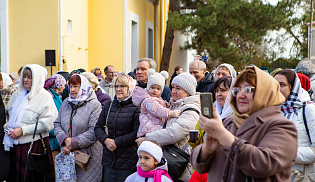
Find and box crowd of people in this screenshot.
[0,57,315,182]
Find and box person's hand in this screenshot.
[104,138,117,151]
[198,134,221,162]
[64,137,72,150]
[62,146,71,155]
[194,55,202,61]
[199,108,224,139]
[170,110,181,118]
[199,108,235,147]
[8,128,23,140]
[135,137,145,146]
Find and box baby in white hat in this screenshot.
[125,141,173,182]
[133,69,181,138]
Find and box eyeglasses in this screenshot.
[231,86,255,97]
[114,85,127,89]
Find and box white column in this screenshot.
[1,0,9,73]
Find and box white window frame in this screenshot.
[145,21,154,59]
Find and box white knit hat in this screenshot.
[147,69,169,90]
[137,141,163,163]
[171,72,197,96]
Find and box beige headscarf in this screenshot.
[230,66,285,128]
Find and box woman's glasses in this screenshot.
[114,85,127,89]
[232,86,255,97]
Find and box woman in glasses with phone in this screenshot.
[94,74,140,182]
[191,66,298,181]
[274,69,315,181]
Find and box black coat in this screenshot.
[94,97,140,171]
[0,94,9,181]
[196,71,216,101]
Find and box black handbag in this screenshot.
[25,122,52,174]
[162,144,190,180]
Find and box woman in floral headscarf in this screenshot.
[95,74,140,182]
[54,74,103,181]
[44,74,67,166]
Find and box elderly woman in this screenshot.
[0,72,17,106]
[214,63,237,80]
[4,64,58,182]
[44,74,67,162]
[94,74,140,182]
[136,72,201,182]
[274,69,315,181]
[54,74,103,181]
[191,66,298,181]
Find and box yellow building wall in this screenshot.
[62,0,89,72]
[88,0,124,73]
[9,0,58,75]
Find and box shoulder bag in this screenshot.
[104,100,113,135]
[69,105,91,171]
[25,122,53,180]
[162,107,200,180]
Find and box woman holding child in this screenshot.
[136,72,201,182]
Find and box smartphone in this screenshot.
[200,92,213,118]
[201,56,207,62]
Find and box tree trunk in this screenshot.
[160,0,176,71]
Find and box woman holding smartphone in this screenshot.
[191,66,298,181]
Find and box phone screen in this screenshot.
[200,92,213,118]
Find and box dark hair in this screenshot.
[213,76,232,91]
[18,66,23,75]
[104,65,114,73]
[0,73,2,81]
[234,68,256,87]
[174,66,182,72]
[274,69,295,90]
[68,75,81,86]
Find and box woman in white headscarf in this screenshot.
[0,72,17,106]
[54,74,103,182]
[4,64,58,182]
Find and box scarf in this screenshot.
[44,74,66,89]
[68,74,93,105]
[213,77,235,120]
[137,166,173,182]
[0,72,13,88]
[281,73,312,123]
[3,88,29,151]
[117,74,136,102]
[231,66,285,128]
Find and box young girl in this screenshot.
[133,69,181,137]
[125,141,173,182]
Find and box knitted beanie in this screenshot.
[137,141,163,163]
[171,72,197,96]
[81,72,99,89]
[147,69,169,90]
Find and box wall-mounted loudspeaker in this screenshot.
[45,50,56,66]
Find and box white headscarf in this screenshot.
[213,77,235,120]
[68,74,93,105]
[3,88,29,151]
[215,63,237,79]
[1,72,13,88]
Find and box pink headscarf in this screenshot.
[44,74,66,89]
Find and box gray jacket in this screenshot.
[54,92,102,182]
[99,79,115,100]
[145,94,200,182]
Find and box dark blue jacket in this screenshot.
[196,72,216,101]
[94,97,140,170]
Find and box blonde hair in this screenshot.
[114,75,129,86]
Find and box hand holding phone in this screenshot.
[200,92,213,118]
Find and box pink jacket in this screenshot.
[132,86,170,137]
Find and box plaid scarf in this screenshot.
[281,73,312,122]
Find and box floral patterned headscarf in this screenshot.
[117,74,136,101]
[68,74,93,104]
[44,74,66,89]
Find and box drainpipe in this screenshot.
[124,0,127,73]
[59,0,63,71]
[155,0,160,68]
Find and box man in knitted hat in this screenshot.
[296,59,315,100]
[136,58,172,102]
[99,65,116,99]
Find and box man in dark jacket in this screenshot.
[189,60,215,94]
[0,94,9,181]
[136,58,172,102]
